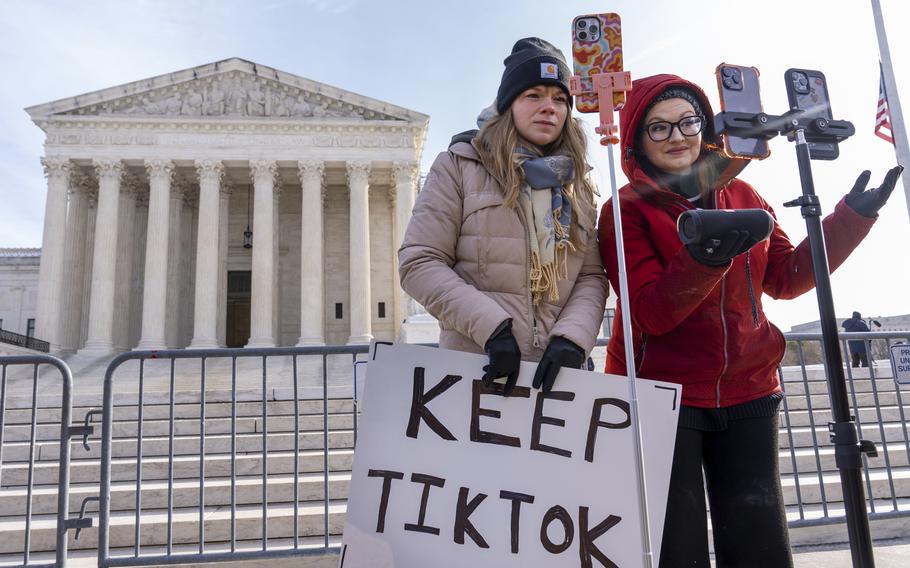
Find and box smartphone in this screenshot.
[572,13,624,113]
[715,63,771,159]
[784,68,839,160]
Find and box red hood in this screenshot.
[619,73,749,201]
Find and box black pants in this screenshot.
[658,414,793,568]
[851,351,869,368]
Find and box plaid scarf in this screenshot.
[515,150,575,305]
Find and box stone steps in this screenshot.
[0,500,348,553]
[0,413,355,442]
[0,448,355,486]
[1,398,355,424]
[779,441,910,474]
[0,429,356,462]
[782,405,910,427]
[0,472,352,516]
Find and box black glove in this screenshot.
[677,208,775,267]
[532,336,585,394]
[482,323,521,396]
[686,231,750,266]
[844,165,904,217]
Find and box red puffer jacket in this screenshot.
[598,74,876,408]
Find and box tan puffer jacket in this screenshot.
[399,140,609,361]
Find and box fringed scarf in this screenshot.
[515,150,576,305]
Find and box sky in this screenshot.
[1,0,908,331]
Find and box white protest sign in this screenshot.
[340,343,680,568]
[890,343,910,385]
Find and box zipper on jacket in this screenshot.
[517,202,540,350]
[716,276,730,408]
[745,251,760,327]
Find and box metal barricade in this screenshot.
[0,354,90,568]
[97,345,368,568]
[88,333,909,567]
[775,331,910,530]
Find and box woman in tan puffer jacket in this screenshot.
[398,37,609,395]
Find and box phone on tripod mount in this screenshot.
[715,63,771,160]
[571,12,624,113]
[784,68,839,160]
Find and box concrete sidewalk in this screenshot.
[790,537,909,567]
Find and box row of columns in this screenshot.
[36,156,419,355]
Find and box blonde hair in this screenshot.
[476,106,596,244]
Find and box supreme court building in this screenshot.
[24,58,429,356]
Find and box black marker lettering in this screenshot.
[584,398,631,463]
[539,505,574,554]
[530,390,575,458]
[500,490,535,554]
[406,367,461,440]
[367,469,404,533]
[453,487,489,548]
[403,473,446,535]
[578,507,621,568]
[470,379,530,447]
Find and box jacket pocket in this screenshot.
[463,193,505,279]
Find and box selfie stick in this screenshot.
[716,110,877,568]
[571,70,655,568]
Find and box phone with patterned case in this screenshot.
[571,13,624,113]
[784,68,839,160]
[715,63,771,159]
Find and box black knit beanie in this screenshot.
[496,37,572,114]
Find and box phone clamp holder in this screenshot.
[570,71,632,145]
[714,109,856,149]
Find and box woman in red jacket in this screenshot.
[599,74,902,567]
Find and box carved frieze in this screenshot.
[60,71,402,121]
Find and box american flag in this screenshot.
[875,64,895,144]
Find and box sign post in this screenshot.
[340,343,680,568]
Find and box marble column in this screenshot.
[347,161,372,344]
[136,160,174,350]
[392,161,419,333]
[35,157,71,350]
[189,160,224,348]
[247,160,278,348]
[165,178,188,348]
[297,159,326,345]
[60,169,91,353]
[113,175,140,351]
[80,158,123,355]
[216,181,231,347]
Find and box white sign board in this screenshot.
[340,343,681,568]
[890,343,910,385]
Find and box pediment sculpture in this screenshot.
[63,72,400,121]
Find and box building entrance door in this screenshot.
[226,271,251,348]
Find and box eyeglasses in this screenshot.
[642,115,705,142]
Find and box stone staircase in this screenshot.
[0,362,908,566]
[0,395,354,566]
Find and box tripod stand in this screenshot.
[717,110,879,567]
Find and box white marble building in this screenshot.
[22,58,428,356]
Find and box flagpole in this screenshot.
[871,0,910,222]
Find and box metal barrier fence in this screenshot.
[777,331,910,529]
[0,354,91,568]
[97,345,368,568]
[2,332,908,567]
